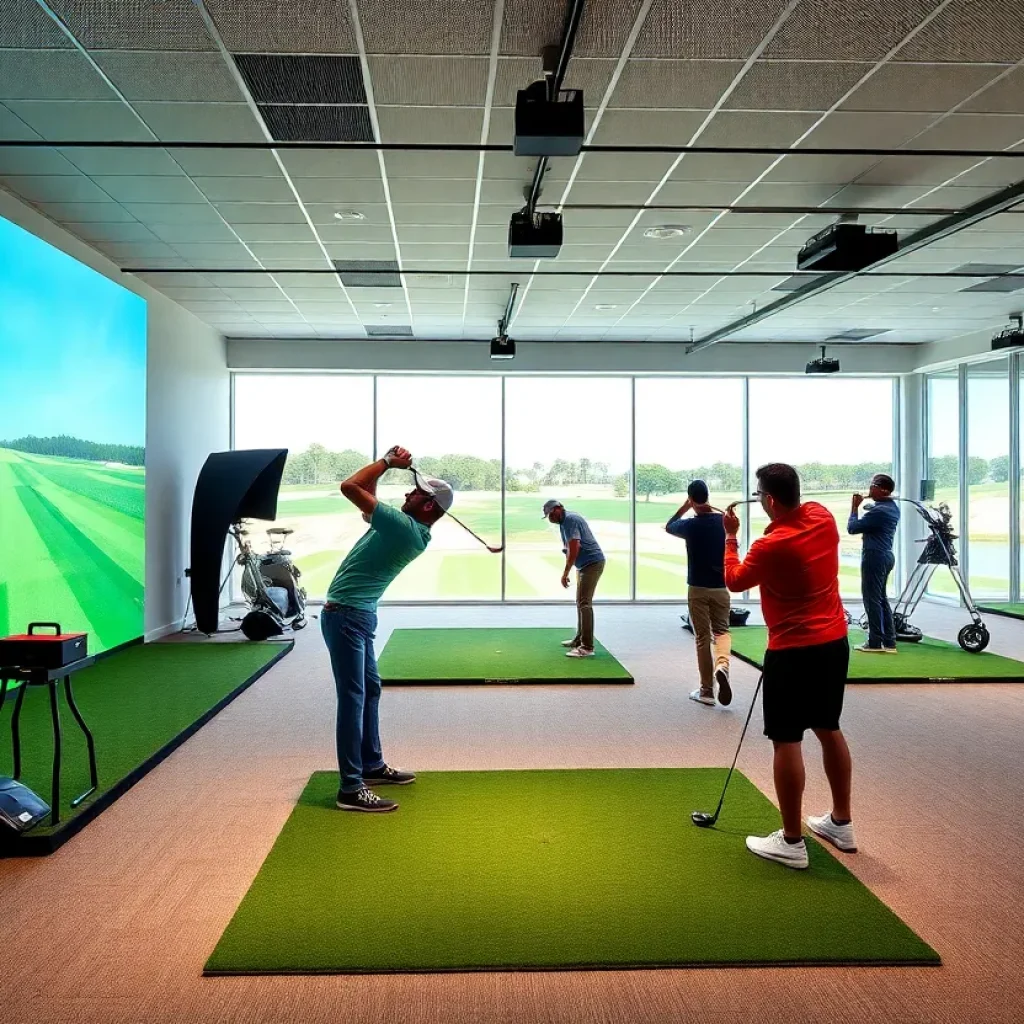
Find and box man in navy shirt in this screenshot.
[849,473,900,654]
[543,499,606,658]
[666,480,732,707]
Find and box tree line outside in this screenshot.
[0,434,145,466]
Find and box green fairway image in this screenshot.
[1,211,147,653]
[0,449,145,649]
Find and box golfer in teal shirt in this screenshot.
[321,447,453,813]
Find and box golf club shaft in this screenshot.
[405,460,503,553]
[711,672,764,822]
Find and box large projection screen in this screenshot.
[0,214,147,653]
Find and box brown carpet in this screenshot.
[1,602,1022,1023]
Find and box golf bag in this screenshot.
[231,523,307,639]
[858,499,989,653]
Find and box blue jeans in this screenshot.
[861,553,896,649]
[320,605,385,793]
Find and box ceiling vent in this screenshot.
[365,325,413,337]
[233,55,367,104]
[334,260,402,288]
[827,328,892,341]
[260,104,374,142]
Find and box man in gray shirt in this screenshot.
[543,499,605,658]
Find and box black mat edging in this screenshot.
[383,675,633,687]
[204,953,939,977]
[978,605,1024,621]
[0,640,294,858]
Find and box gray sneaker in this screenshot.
[689,688,715,707]
[336,786,398,812]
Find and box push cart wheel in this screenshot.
[957,623,990,653]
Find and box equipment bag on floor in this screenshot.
[729,608,750,627]
[0,777,50,833]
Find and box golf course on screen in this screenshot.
[0,213,147,652]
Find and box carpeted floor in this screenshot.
[206,768,937,974]
[378,628,634,684]
[727,626,1024,681]
[0,641,291,843]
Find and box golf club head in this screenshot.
[691,811,716,828]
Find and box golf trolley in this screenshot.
[863,498,989,653]
[229,521,307,637]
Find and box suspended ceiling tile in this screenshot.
[0,0,75,48]
[1,173,117,203]
[93,50,245,103]
[725,60,872,112]
[632,0,795,59]
[359,0,494,55]
[492,56,618,107]
[132,101,266,142]
[204,0,357,53]
[376,106,484,145]
[45,0,216,50]
[500,0,647,58]
[899,0,1024,63]
[370,56,490,106]
[0,50,114,101]
[4,100,153,140]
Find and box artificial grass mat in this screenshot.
[0,641,291,852]
[978,602,1024,621]
[727,626,1024,682]
[378,628,633,685]
[205,768,938,974]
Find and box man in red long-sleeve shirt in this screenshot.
[723,463,856,870]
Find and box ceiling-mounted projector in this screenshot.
[509,209,563,258]
[514,80,585,156]
[805,346,840,375]
[797,223,898,272]
[992,314,1024,351]
[490,335,516,360]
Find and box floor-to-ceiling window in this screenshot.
[748,378,896,598]
[966,359,1010,601]
[232,372,902,604]
[232,374,374,598]
[925,370,961,598]
[504,377,631,599]
[634,378,744,598]
[375,376,502,600]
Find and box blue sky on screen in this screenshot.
[0,215,147,445]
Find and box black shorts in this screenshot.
[762,637,850,743]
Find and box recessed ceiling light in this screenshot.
[595,303,619,310]
[644,224,692,239]
[374,302,393,308]
[333,210,365,221]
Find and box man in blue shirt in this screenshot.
[543,499,605,658]
[666,480,732,707]
[323,446,453,812]
[849,473,900,654]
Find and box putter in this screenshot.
[691,672,764,828]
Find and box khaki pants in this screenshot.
[688,586,731,693]
[572,561,605,649]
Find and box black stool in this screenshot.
[0,657,99,826]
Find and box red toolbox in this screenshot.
[0,623,88,670]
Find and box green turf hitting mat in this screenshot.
[377,628,633,685]
[205,768,938,974]
[979,602,1024,621]
[0,641,291,854]
[726,626,1024,683]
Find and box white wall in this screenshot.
[0,189,229,642]
[227,338,918,375]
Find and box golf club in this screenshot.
[691,672,764,828]
[407,461,504,554]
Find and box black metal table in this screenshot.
[0,657,99,826]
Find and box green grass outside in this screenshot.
[728,627,1024,680]
[0,448,144,650]
[0,642,289,835]
[377,628,632,684]
[205,768,938,974]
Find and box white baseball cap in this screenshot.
[412,468,454,511]
[541,499,563,518]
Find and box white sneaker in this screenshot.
[689,688,715,707]
[807,812,858,852]
[854,644,885,653]
[881,647,898,655]
[566,646,595,658]
[561,638,579,648]
[745,830,809,869]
